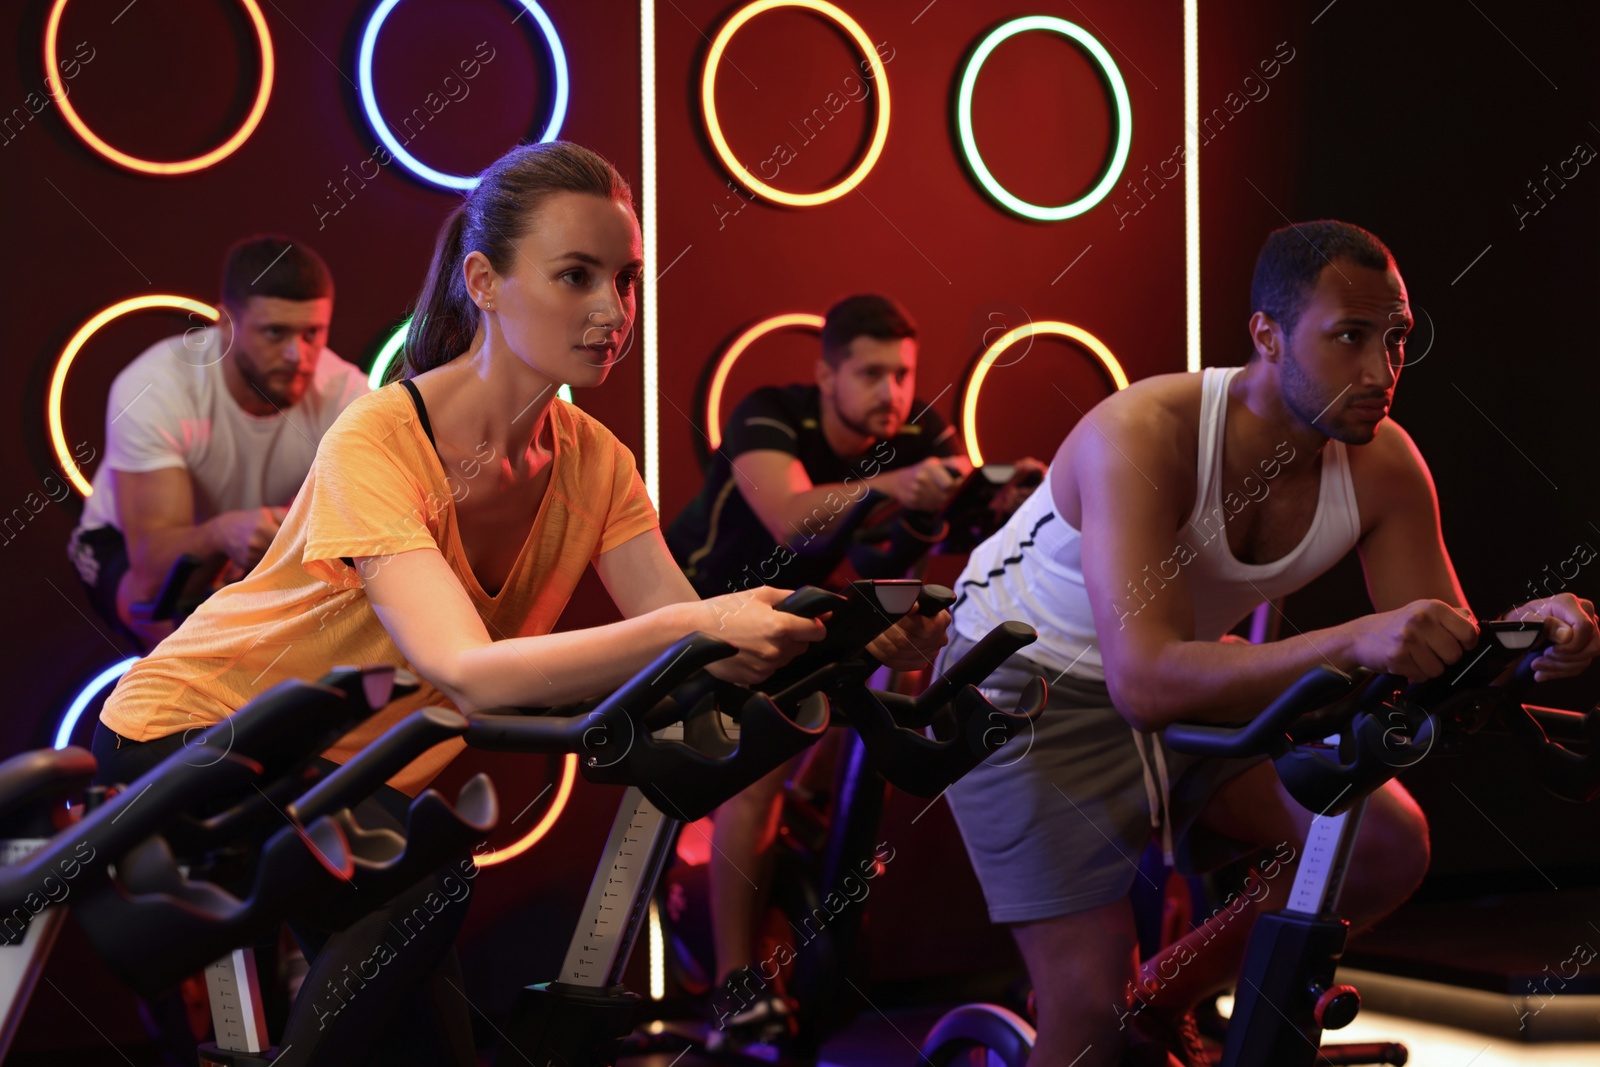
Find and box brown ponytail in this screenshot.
[388,141,634,385]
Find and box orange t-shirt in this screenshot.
[100,384,659,795]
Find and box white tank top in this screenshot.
[952,366,1363,681]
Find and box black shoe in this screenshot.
[706,966,795,1052]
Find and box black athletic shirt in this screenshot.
[666,384,959,597]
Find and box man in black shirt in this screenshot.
[669,295,965,596]
[665,294,967,1048]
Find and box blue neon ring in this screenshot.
[55,657,139,750]
[358,0,570,191]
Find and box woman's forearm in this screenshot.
[447,599,714,712]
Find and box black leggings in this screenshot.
[91,723,478,1066]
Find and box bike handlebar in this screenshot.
[910,620,1038,727]
[1164,667,1363,759]
[1504,703,1600,802]
[1163,622,1557,814]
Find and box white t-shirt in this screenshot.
[77,327,370,534]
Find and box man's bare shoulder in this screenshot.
[1347,417,1428,478]
[1077,372,1202,457]
[1346,417,1436,526]
[1055,372,1204,522]
[1113,371,1200,410]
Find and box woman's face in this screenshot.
[484,191,643,388]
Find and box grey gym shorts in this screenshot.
[940,630,1264,925]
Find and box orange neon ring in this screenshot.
[961,321,1129,467]
[473,753,578,867]
[45,0,274,175]
[51,296,219,497]
[701,1,890,207]
[706,313,825,449]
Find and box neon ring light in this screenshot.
[473,754,577,867]
[359,0,569,191]
[52,296,219,498]
[706,313,824,449]
[961,321,1128,467]
[702,1,891,207]
[956,16,1132,221]
[56,658,139,750]
[44,0,274,175]
[368,321,411,390]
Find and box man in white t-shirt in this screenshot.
[68,236,369,651]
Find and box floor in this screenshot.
[15,1001,1600,1065]
[611,1003,1600,1067]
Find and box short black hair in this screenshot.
[821,294,916,368]
[1249,220,1394,342]
[220,236,334,310]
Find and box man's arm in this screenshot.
[732,450,960,551]
[1353,422,1469,612]
[115,468,282,602]
[1357,423,1600,681]
[1077,405,1476,731]
[1077,405,1343,729]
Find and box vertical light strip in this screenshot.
[1183,0,1201,371]
[648,899,666,999]
[641,0,661,505]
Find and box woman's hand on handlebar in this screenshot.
[1506,593,1600,682]
[697,586,826,686]
[1341,599,1479,682]
[866,609,951,672]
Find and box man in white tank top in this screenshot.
[938,221,1599,1066]
[67,237,368,651]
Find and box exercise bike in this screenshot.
[646,589,960,1063]
[918,619,1599,1066]
[644,469,1046,1065]
[0,664,433,1062]
[471,579,1043,1066]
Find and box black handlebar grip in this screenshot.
[1522,704,1595,743]
[1165,666,1358,758]
[915,621,1037,718]
[1509,704,1600,802]
[778,587,849,618]
[463,712,592,753]
[916,584,957,617]
[599,632,738,725]
[318,665,401,716]
[291,706,468,823]
[390,669,423,701]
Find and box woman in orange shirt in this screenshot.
[95,142,949,1066]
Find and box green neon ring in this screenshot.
[956,16,1132,221]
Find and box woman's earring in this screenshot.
[484,301,495,311]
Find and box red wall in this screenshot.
[653,0,1188,513]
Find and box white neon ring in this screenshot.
[956,16,1132,221]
